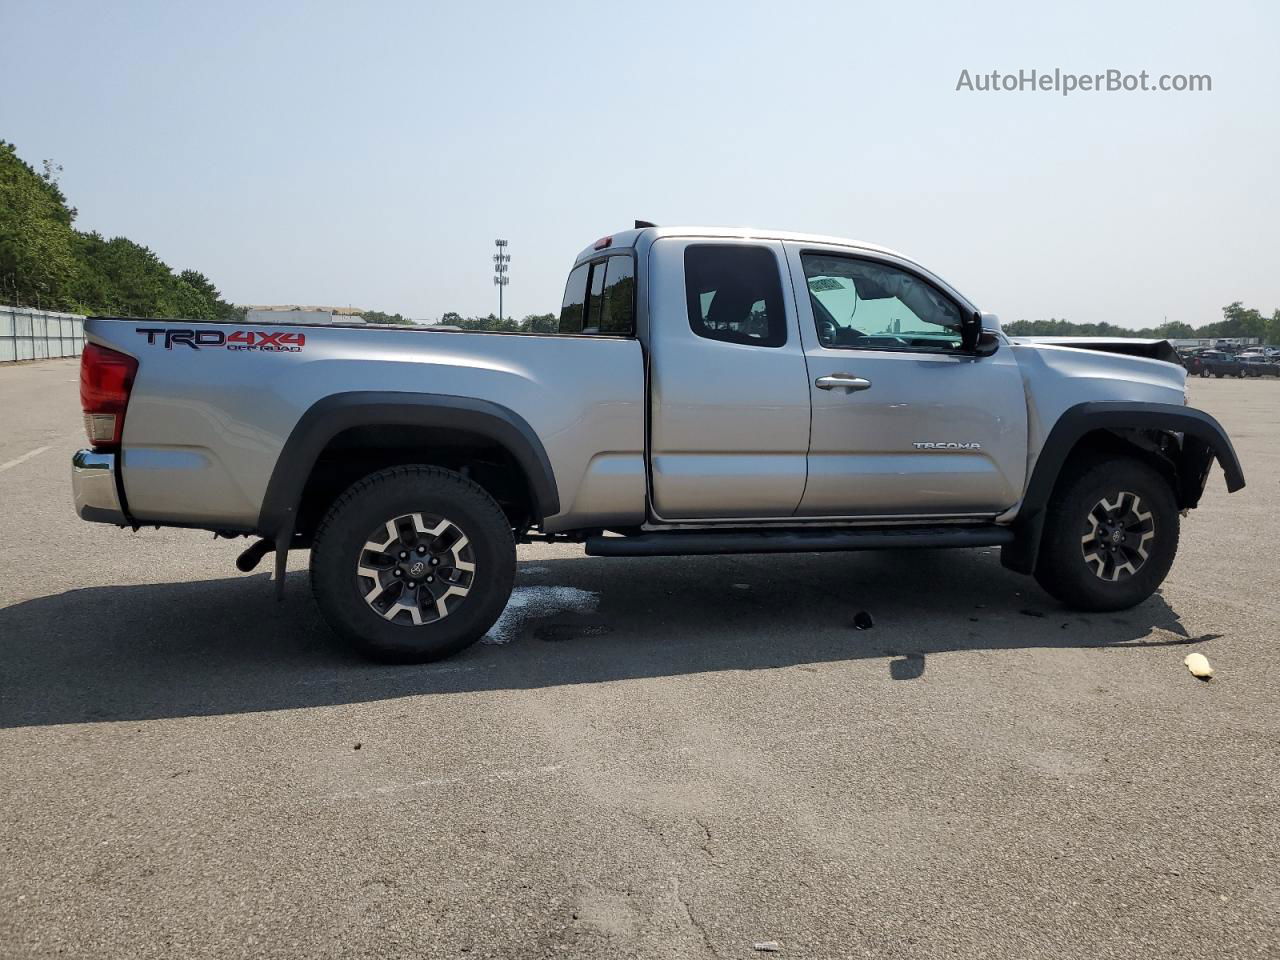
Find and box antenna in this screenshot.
[493,239,510,321]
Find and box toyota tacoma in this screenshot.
[72,224,1245,661]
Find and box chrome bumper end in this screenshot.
[72,449,128,524]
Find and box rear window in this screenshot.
[684,244,786,347]
[557,255,635,336]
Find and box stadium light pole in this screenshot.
[493,239,510,322]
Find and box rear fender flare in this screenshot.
[1001,401,1244,573]
[257,392,560,543]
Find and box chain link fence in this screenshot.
[0,307,86,363]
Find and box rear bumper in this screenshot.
[72,449,128,524]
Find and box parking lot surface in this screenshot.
[1,358,1277,959]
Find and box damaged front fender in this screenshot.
[1002,401,1245,574]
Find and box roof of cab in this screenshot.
[571,224,982,316]
[573,225,909,266]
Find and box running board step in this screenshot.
[584,525,1014,558]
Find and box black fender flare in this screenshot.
[1001,401,1244,573]
[256,391,560,543]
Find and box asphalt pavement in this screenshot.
[1,358,1277,959]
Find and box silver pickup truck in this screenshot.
[73,224,1244,662]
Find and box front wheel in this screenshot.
[310,465,515,662]
[1034,457,1179,611]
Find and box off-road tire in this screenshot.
[310,465,515,662]
[1034,456,1179,612]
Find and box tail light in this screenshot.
[80,344,138,448]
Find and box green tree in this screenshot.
[0,142,80,308]
[363,309,413,325]
[72,234,214,318]
[520,312,558,333]
[1218,301,1266,339]
[446,313,521,332]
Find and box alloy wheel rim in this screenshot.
[1080,491,1155,582]
[356,512,476,625]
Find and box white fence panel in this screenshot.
[0,307,86,363]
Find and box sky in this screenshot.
[3,0,1277,327]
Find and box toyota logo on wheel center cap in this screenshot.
[410,561,426,576]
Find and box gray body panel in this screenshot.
[79,225,1192,538]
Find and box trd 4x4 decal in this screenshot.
[136,328,305,352]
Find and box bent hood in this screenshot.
[1010,336,1180,365]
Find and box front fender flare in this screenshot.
[1001,401,1244,574]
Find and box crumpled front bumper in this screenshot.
[72,449,128,524]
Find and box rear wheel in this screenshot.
[310,465,515,662]
[1034,457,1179,611]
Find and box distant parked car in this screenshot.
[1185,351,1246,378]
[1240,355,1280,377]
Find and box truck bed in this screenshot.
[85,316,647,534]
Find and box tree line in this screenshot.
[998,302,1279,343]
[358,312,560,330]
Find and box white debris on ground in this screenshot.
[1184,652,1214,680]
[753,941,782,952]
[481,586,600,644]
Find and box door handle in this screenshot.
[815,374,872,392]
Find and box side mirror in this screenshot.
[961,310,982,351]
[962,310,999,356]
[974,330,1000,357]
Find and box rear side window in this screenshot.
[598,257,635,334]
[583,261,608,333]
[559,264,589,334]
[684,244,786,347]
[558,255,635,336]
